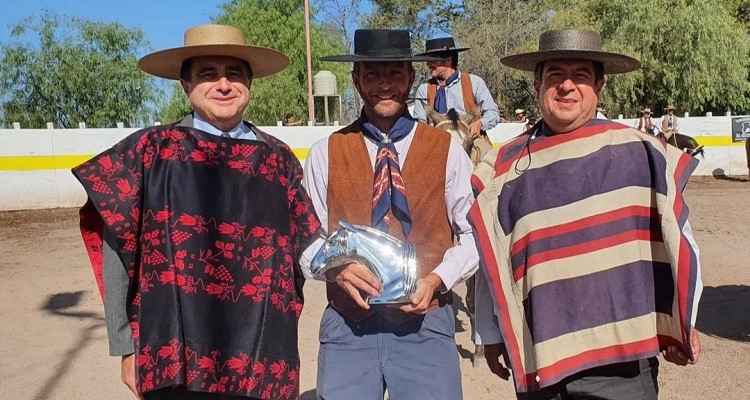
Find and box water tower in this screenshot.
[313,70,342,125]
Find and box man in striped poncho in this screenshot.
[470,30,702,399]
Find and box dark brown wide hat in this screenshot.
[321,29,439,62]
[500,30,640,74]
[138,24,289,80]
[415,36,470,56]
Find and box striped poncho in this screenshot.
[469,119,701,393]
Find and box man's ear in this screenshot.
[180,79,190,95]
[595,78,606,94]
[533,80,541,101]
[351,71,361,95]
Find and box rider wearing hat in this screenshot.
[471,29,702,399]
[412,36,500,140]
[635,107,656,134]
[660,104,680,140]
[304,29,479,399]
[73,24,323,399]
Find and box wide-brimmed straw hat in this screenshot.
[138,24,289,80]
[415,36,470,56]
[642,107,652,113]
[514,109,525,115]
[500,30,640,74]
[665,105,677,111]
[321,29,439,62]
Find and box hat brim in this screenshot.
[320,54,440,62]
[415,47,470,56]
[138,44,290,80]
[500,50,640,74]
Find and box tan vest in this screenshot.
[326,122,454,323]
[426,72,476,113]
[661,114,677,133]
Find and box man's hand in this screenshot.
[469,120,483,139]
[485,343,511,380]
[662,329,701,366]
[121,353,140,398]
[327,262,382,309]
[399,273,442,314]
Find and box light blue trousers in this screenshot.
[316,303,463,400]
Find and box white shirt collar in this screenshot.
[192,113,254,140]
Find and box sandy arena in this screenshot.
[0,176,748,400]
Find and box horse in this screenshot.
[424,105,492,165]
[656,128,705,158]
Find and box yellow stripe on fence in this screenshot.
[491,135,743,148]
[0,149,312,171]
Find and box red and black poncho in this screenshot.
[73,125,322,399]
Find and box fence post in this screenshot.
[117,122,124,128]
[46,122,54,129]
[12,122,20,129]
[79,122,86,129]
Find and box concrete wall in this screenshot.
[0,116,747,211]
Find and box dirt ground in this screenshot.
[0,176,748,400]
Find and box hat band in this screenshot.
[539,38,602,52]
[354,48,414,58]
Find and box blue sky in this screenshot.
[0,0,226,52]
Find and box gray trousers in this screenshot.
[517,357,659,400]
[316,303,463,400]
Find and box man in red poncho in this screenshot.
[73,24,322,400]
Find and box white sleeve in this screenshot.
[430,140,480,291]
[474,265,503,344]
[682,219,703,326]
[299,138,330,281]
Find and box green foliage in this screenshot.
[454,0,550,118]
[156,0,352,126]
[157,84,192,124]
[0,13,160,128]
[545,0,750,116]
[363,0,458,40]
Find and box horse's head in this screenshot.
[425,105,481,155]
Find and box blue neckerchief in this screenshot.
[359,110,415,237]
[434,71,460,114]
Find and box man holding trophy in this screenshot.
[300,29,479,399]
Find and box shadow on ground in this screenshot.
[711,168,749,182]
[35,291,104,400]
[696,285,750,342]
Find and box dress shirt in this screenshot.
[299,122,479,291]
[413,71,500,131]
[192,113,256,140]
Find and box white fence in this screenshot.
[0,116,747,211]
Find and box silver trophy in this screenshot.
[310,220,418,304]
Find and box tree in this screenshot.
[0,13,161,128]
[544,0,750,116]
[157,0,352,126]
[314,0,364,122]
[362,0,458,40]
[453,0,550,118]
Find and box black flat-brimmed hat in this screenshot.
[415,36,470,56]
[500,30,640,74]
[321,29,439,62]
[138,24,289,80]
